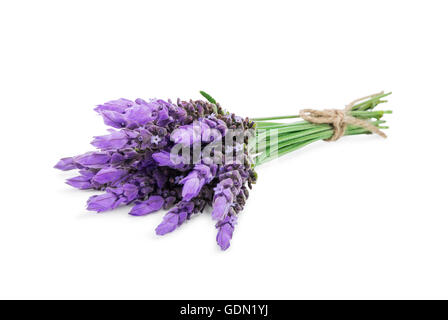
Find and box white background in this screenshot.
[1,0,447,299]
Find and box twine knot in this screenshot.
[299,92,387,141]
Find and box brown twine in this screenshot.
[299,91,387,141]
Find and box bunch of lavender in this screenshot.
[55,91,391,250]
[55,93,257,250]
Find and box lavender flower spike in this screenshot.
[211,177,236,221]
[216,214,238,250]
[87,192,125,212]
[54,157,76,171]
[91,129,130,150]
[129,196,165,216]
[74,151,110,168]
[94,98,135,114]
[155,201,194,235]
[66,171,94,190]
[180,164,217,201]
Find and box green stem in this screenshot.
[251,115,300,121]
[249,92,392,166]
[254,120,387,166]
[254,121,283,127]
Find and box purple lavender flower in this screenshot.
[180,164,217,201]
[125,103,157,126]
[211,170,243,221]
[212,192,232,221]
[155,184,213,235]
[134,125,168,150]
[98,110,129,128]
[66,170,95,189]
[171,124,201,145]
[74,152,110,168]
[155,105,173,127]
[201,116,228,141]
[87,181,153,213]
[92,167,126,184]
[95,98,184,130]
[122,183,139,202]
[87,192,126,212]
[129,195,165,216]
[91,129,131,150]
[94,98,135,114]
[216,214,237,250]
[152,150,187,170]
[56,93,258,251]
[155,201,194,235]
[54,157,76,171]
[170,119,227,146]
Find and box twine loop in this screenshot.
[299,92,387,141]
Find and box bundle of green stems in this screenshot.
[251,92,392,166]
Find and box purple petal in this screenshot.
[129,195,164,216]
[91,130,129,150]
[216,223,234,250]
[212,195,231,220]
[152,151,186,169]
[74,152,110,168]
[171,125,201,145]
[66,175,92,189]
[54,157,76,171]
[155,212,179,235]
[99,110,128,128]
[124,104,156,126]
[219,178,234,189]
[156,106,172,127]
[110,153,125,164]
[181,177,202,201]
[123,183,139,202]
[86,193,118,212]
[222,188,234,202]
[152,151,173,166]
[92,167,126,184]
[94,98,134,113]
